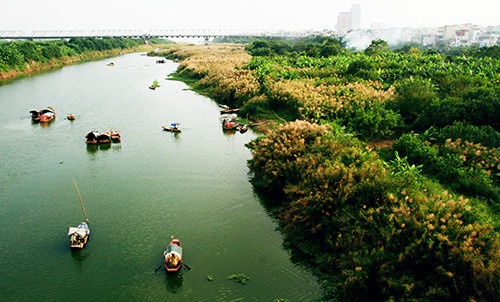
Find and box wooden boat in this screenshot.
[30,106,55,123]
[163,238,183,272]
[85,131,99,145]
[30,110,41,121]
[68,222,90,249]
[222,116,238,130]
[149,86,156,90]
[162,126,181,132]
[97,131,111,144]
[163,123,181,132]
[67,114,75,120]
[220,108,239,114]
[239,124,248,133]
[68,179,90,249]
[156,59,166,64]
[40,112,55,123]
[110,130,121,142]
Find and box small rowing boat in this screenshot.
[163,237,183,272]
[67,114,75,120]
[110,130,121,142]
[220,108,239,114]
[85,131,99,145]
[162,122,181,132]
[97,131,111,144]
[68,222,90,249]
[222,115,238,130]
[68,179,90,249]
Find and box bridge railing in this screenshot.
[0,29,313,40]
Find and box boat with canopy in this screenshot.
[68,179,90,249]
[163,237,183,272]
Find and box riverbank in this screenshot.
[0,44,166,81]
[158,43,500,301]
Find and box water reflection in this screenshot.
[99,143,111,151]
[164,271,183,293]
[70,248,90,266]
[40,122,53,128]
[86,143,122,153]
[253,187,284,214]
[253,188,319,278]
[223,129,236,135]
[86,145,99,154]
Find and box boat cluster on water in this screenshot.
[30,106,56,123]
[32,105,250,274]
[85,130,121,145]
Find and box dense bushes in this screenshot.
[0,37,146,74]
[393,132,500,211]
[241,43,500,140]
[247,120,500,301]
[245,37,344,58]
[163,44,500,300]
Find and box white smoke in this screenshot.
[343,28,408,51]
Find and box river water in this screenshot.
[0,53,320,301]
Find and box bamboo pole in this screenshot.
[72,179,89,224]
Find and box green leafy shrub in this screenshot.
[389,77,438,127]
[247,120,500,301]
[425,122,500,148]
[393,133,500,210]
[228,273,250,284]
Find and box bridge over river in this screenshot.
[0,29,312,41]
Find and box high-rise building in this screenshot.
[336,4,361,33]
[337,12,352,33]
[351,4,361,29]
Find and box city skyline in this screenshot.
[0,0,499,31]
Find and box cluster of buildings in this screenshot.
[419,24,500,48]
[331,5,500,50]
[336,4,361,33]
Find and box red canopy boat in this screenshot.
[163,238,183,272]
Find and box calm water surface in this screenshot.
[0,53,320,301]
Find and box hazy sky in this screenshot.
[0,0,498,31]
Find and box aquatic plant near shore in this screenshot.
[228,273,250,284]
[150,80,160,88]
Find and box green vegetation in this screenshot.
[0,37,169,78]
[150,80,160,88]
[164,41,499,301]
[247,121,499,301]
[228,273,250,284]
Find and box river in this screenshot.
[0,52,320,301]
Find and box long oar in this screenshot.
[155,260,166,273]
[183,263,192,270]
[72,179,89,224]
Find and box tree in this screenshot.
[391,77,437,126]
[0,42,24,68]
[319,38,342,57]
[364,39,389,55]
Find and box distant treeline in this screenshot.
[0,37,172,74]
[217,35,500,59]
